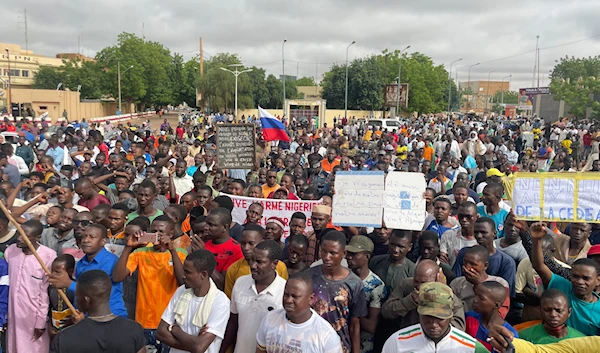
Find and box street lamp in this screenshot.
[501,75,512,105]
[221,65,252,120]
[485,70,496,114]
[396,45,411,117]
[344,40,356,120]
[447,58,463,113]
[282,39,287,116]
[5,48,11,116]
[117,61,134,114]
[466,63,480,111]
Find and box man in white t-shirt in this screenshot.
[256,272,342,353]
[221,241,286,353]
[157,250,230,353]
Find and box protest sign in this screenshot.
[383,172,427,230]
[228,194,321,238]
[332,171,385,227]
[216,124,256,169]
[512,172,600,223]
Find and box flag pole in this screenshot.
[0,201,80,318]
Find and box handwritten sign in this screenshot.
[383,172,427,230]
[513,172,600,223]
[216,124,256,169]
[332,171,385,227]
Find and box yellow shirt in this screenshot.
[261,184,280,198]
[224,258,289,298]
[513,336,600,353]
[561,139,572,154]
[396,146,408,160]
[364,130,373,141]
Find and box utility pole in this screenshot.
[118,61,134,114]
[395,45,411,117]
[448,58,463,112]
[220,65,252,120]
[344,41,356,120]
[467,63,480,111]
[501,75,512,105]
[533,35,539,87]
[5,48,12,116]
[23,9,28,52]
[485,70,496,114]
[199,37,204,109]
[282,39,287,116]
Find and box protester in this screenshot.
[369,229,416,291]
[50,270,146,353]
[382,282,488,353]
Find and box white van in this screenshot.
[366,119,402,130]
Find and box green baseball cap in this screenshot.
[417,282,454,320]
[346,235,374,253]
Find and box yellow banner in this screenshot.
[512,172,600,223]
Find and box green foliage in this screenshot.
[295,77,317,86]
[321,50,450,114]
[32,66,66,90]
[492,90,519,104]
[550,56,600,118]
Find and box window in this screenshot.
[39,106,48,110]
[3,69,20,77]
[21,70,29,77]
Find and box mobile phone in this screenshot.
[502,335,516,353]
[138,232,158,244]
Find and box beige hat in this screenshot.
[312,205,332,216]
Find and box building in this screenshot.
[1,42,93,116]
[296,85,322,99]
[458,80,510,114]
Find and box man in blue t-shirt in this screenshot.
[530,222,600,336]
[477,183,510,238]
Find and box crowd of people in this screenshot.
[0,112,598,353]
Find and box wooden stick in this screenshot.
[0,201,81,319]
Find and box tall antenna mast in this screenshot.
[532,35,539,87]
[18,9,29,51]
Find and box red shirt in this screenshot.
[98,143,109,164]
[205,237,243,273]
[79,194,110,210]
[584,133,592,147]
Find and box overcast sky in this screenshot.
[4,0,600,91]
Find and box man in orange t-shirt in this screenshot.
[320,147,340,173]
[423,138,435,162]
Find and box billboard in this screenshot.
[518,87,550,111]
[383,83,409,108]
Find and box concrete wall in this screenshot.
[237,108,397,128]
[8,88,134,123]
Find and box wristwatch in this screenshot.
[168,324,174,333]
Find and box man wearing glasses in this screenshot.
[63,211,95,261]
[440,202,479,267]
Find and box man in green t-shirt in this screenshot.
[519,288,585,344]
[530,222,600,336]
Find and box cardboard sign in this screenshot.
[332,171,385,227]
[216,124,256,169]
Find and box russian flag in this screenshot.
[258,106,290,142]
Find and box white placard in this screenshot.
[383,172,427,230]
[332,171,385,227]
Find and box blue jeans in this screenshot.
[144,329,169,353]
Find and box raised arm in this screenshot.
[529,222,553,288]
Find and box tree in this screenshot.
[32,66,65,90]
[246,67,270,108]
[550,56,600,118]
[181,57,200,107]
[295,77,317,86]
[492,90,519,105]
[196,53,254,112]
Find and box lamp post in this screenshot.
[344,40,356,120]
[447,58,463,113]
[501,75,512,105]
[485,70,496,114]
[466,63,480,111]
[221,65,252,120]
[282,39,287,117]
[117,61,134,114]
[5,48,11,116]
[396,45,411,117]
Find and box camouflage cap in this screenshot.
[417,282,454,320]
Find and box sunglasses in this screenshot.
[72,220,93,227]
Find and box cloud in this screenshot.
[3,0,600,91]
